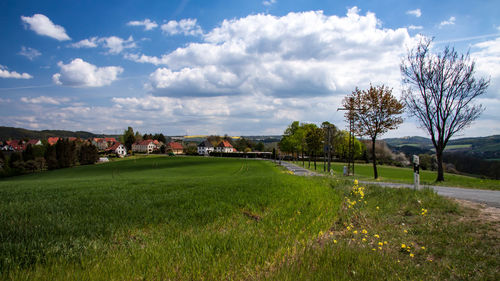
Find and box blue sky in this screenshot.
[1,0,499,137]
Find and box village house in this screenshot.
[166,142,184,154]
[106,142,127,157]
[215,140,234,153]
[132,139,157,154]
[47,137,60,145]
[197,140,215,155]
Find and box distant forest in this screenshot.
[0,126,110,141]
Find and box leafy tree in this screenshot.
[343,85,404,179]
[23,144,35,161]
[123,127,136,151]
[254,142,265,152]
[79,144,99,165]
[45,145,58,170]
[305,125,324,170]
[401,38,489,182]
[334,131,365,160]
[322,121,338,172]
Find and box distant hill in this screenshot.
[0,126,105,141]
[384,135,500,159]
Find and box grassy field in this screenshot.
[294,161,500,190]
[0,156,498,280]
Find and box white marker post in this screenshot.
[413,155,420,190]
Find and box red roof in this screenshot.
[47,137,60,145]
[167,142,183,150]
[107,142,123,151]
[136,139,154,145]
[68,137,77,142]
[218,140,233,148]
[27,139,40,145]
[105,137,117,142]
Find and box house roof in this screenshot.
[105,137,117,142]
[107,142,123,151]
[47,137,60,145]
[198,140,214,148]
[135,139,155,146]
[27,139,40,145]
[217,140,233,148]
[167,142,183,150]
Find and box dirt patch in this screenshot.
[454,199,500,232]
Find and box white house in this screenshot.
[132,140,157,154]
[107,142,127,157]
[198,140,215,155]
[215,140,234,153]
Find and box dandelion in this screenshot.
[362,238,367,242]
[319,231,324,236]
[372,248,376,251]
[329,231,333,236]
[378,242,383,246]
[410,253,415,258]
[347,226,351,231]
[378,247,382,250]
[428,258,433,262]
[353,230,358,234]
[421,246,426,250]
[384,241,388,245]
[401,244,406,248]
[333,240,338,244]
[404,230,408,234]
[374,234,380,238]
[376,206,380,210]
[354,179,358,185]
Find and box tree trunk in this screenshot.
[436,149,444,182]
[372,138,378,179]
[308,151,311,168]
[314,151,317,170]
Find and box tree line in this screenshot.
[0,139,99,177]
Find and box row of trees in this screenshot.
[0,139,99,177]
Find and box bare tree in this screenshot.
[400,38,489,181]
[343,85,404,179]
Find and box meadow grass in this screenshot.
[0,156,498,280]
[294,160,500,190]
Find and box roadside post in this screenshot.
[413,155,420,190]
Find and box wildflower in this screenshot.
[384,241,388,245]
[410,253,415,258]
[362,229,367,234]
[397,259,400,263]
[352,238,356,241]
[353,230,358,234]
[372,248,376,251]
[404,230,408,234]
[354,179,358,185]
[347,226,351,231]
[333,240,338,244]
[374,234,380,238]
[319,231,324,236]
[401,244,406,248]
[421,246,425,250]
[297,211,301,215]
[329,231,333,236]
[378,247,382,250]
[376,206,380,210]
[428,258,433,262]
[362,238,367,242]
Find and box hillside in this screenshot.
[384,135,500,159]
[0,126,105,141]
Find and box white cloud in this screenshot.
[0,65,33,79]
[70,37,99,48]
[18,46,41,60]
[408,25,423,30]
[20,96,70,105]
[20,14,71,41]
[52,58,123,87]
[472,36,500,97]
[406,9,421,18]
[70,36,136,54]
[130,8,412,99]
[161,19,203,36]
[439,16,456,28]
[127,19,158,31]
[263,0,277,6]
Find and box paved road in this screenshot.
[279,161,500,208]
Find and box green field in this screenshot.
[296,161,500,190]
[1,156,498,280]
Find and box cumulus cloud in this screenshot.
[70,37,99,48]
[472,36,500,97]
[52,58,123,87]
[20,14,71,41]
[406,9,421,18]
[20,96,70,105]
[161,19,203,36]
[129,8,412,98]
[439,16,456,28]
[127,19,158,30]
[70,36,136,54]
[0,65,33,79]
[18,46,41,60]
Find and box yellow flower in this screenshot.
[353,230,358,234]
[421,246,425,250]
[404,230,408,234]
[401,244,406,248]
[319,231,324,236]
[297,210,301,215]
[378,246,382,250]
[329,231,333,235]
[374,234,380,238]
[347,226,351,231]
[384,241,388,245]
[410,253,415,258]
[372,248,376,251]
[376,206,380,210]
[428,259,433,262]
[362,229,367,234]
[362,238,367,242]
[354,179,358,185]
[333,240,337,244]
[378,242,383,246]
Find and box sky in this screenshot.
[0,0,499,138]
